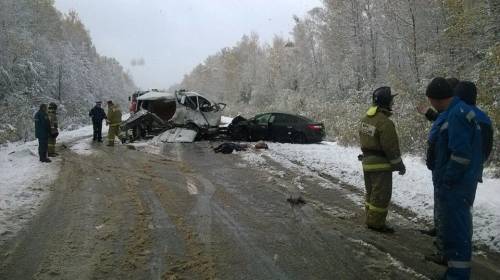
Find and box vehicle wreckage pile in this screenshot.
[120,89,326,144]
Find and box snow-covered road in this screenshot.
[238,141,500,252]
[0,125,94,238]
[1,123,499,253]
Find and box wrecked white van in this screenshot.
[121,89,225,142]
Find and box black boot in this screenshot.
[424,252,447,266]
[419,228,437,236]
[368,225,395,234]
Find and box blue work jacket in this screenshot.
[426,111,448,171]
[432,97,483,205]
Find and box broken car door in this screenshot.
[197,96,220,127]
[249,113,271,141]
[182,95,204,127]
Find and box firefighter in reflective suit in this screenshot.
[359,87,406,233]
[106,100,122,146]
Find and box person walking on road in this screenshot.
[106,100,122,147]
[34,104,51,163]
[425,77,483,279]
[47,102,59,157]
[89,101,107,142]
[358,87,406,234]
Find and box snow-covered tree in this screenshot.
[0,0,136,143]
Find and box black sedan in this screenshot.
[229,112,325,143]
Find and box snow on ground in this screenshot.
[239,141,500,252]
[0,125,94,239]
[70,140,94,155]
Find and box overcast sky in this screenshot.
[54,0,321,90]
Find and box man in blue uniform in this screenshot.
[454,81,493,165]
[426,77,483,279]
[34,104,51,163]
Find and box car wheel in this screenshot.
[292,132,306,144]
[133,126,140,140]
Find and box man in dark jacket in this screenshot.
[34,104,51,163]
[89,101,107,142]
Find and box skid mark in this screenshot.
[139,186,186,280]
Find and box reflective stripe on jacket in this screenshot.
[48,109,58,134]
[359,106,402,172]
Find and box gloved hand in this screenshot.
[393,161,406,175]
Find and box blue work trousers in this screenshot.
[440,185,475,280]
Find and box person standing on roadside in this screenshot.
[417,78,460,255]
[34,104,51,163]
[425,77,483,279]
[47,102,59,157]
[106,100,122,147]
[417,78,460,122]
[420,79,493,265]
[358,87,406,233]
[454,81,493,166]
[89,101,107,142]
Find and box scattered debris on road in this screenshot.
[287,195,306,206]
[158,127,198,143]
[254,141,269,150]
[213,142,248,154]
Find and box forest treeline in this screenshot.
[177,0,499,168]
[0,0,136,143]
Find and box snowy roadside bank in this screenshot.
[0,125,94,239]
[239,141,500,252]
